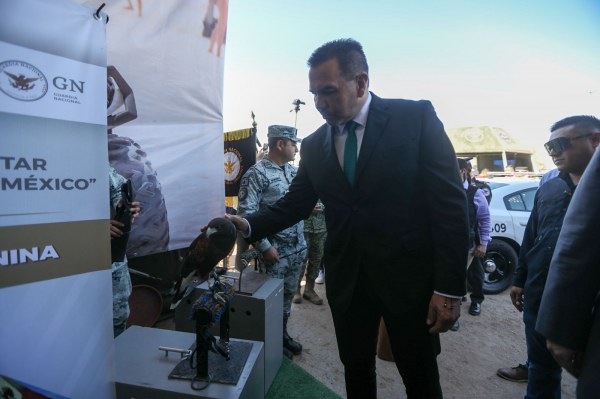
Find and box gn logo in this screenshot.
[0,60,48,101]
[1,60,86,102]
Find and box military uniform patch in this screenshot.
[238,187,248,201]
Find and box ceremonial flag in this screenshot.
[224,128,256,198]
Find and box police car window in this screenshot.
[505,193,525,211]
[487,182,508,190]
[504,188,537,212]
[520,188,537,211]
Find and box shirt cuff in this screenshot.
[256,239,272,253]
[241,218,251,238]
[434,291,463,300]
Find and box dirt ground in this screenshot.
[288,281,577,399]
[153,274,577,398]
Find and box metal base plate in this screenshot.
[168,341,253,385]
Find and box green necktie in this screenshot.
[343,121,358,186]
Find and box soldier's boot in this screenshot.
[292,291,302,304]
[282,346,294,360]
[293,278,303,303]
[302,279,323,305]
[283,315,302,355]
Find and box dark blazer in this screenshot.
[536,149,600,396]
[246,94,469,314]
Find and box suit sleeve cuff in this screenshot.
[434,291,463,300]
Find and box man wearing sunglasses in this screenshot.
[537,148,600,398]
[510,115,600,398]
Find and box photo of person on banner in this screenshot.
[107,65,170,257]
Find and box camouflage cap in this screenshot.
[267,125,301,143]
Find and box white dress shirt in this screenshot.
[332,93,372,169]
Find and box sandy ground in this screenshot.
[153,274,577,398]
[288,281,577,399]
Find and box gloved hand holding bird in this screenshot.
[170,217,237,309]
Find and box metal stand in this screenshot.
[191,308,212,390]
[115,326,265,399]
[174,272,282,391]
[219,302,230,354]
[187,272,235,390]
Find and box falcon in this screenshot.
[170,217,237,309]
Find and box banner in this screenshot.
[224,128,257,197]
[0,0,115,398]
[105,0,229,257]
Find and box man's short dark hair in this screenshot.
[457,158,469,170]
[268,137,285,148]
[307,38,369,80]
[550,115,600,132]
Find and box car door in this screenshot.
[504,187,537,245]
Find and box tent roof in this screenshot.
[447,126,534,154]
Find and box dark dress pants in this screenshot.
[523,309,562,399]
[467,256,484,304]
[330,279,442,399]
[577,308,600,398]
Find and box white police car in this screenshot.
[479,179,539,294]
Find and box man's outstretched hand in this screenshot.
[224,214,250,236]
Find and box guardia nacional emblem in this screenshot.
[224,147,242,185]
[0,60,48,101]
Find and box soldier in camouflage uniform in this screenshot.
[237,125,307,356]
[109,166,140,337]
[293,199,326,305]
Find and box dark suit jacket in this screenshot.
[246,94,469,314]
[536,149,600,395]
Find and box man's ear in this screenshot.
[276,139,285,151]
[591,132,600,148]
[356,72,368,97]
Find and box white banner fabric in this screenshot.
[0,41,107,125]
[0,0,115,398]
[105,0,227,257]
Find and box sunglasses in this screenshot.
[544,133,594,155]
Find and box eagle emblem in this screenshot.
[0,60,48,101]
[224,148,242,184]
[4,71,38,91]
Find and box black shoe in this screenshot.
[283,333,303,355]
[450,320,460,331]
[283,347,294,359]
[469,302,481,316]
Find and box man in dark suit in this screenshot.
[536,123,600,398]
[227,38,469,398]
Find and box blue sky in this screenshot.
[222,0,600,166]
